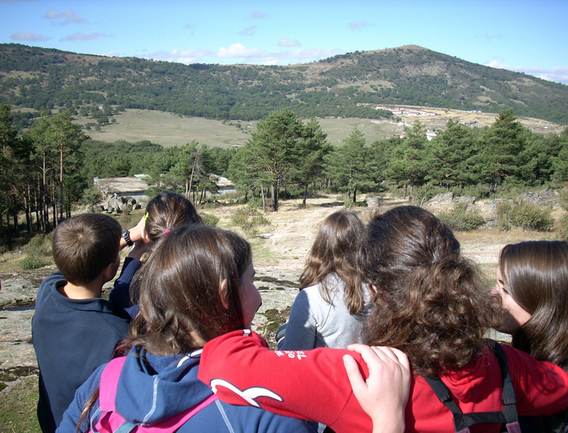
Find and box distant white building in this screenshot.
[94,176,150,202]
[213,176,236,195]
[94,174,236,200]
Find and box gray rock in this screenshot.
[366,196,381,208]
[427,192,454,205]
[106,194,127,212]
[485,198,513,213]
[455,195,476,205]
[517,189,558,207]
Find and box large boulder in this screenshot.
[106,194,127,213]
[517,189,559,207]
[366,196,382,208]
[427,192,454,205]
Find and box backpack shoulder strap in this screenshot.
[91,357,136,433]
[423,343,520,433]
[98,356,128,412]
[493,343,521,433]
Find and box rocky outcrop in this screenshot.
[517,188,559,207]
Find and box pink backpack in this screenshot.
[89,357,218,433]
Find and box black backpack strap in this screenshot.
[423,343,520,433]
[493,343,522,433]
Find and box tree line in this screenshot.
[1,105,568,249]
[227,108,568,211]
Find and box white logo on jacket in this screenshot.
[210,379,283,408]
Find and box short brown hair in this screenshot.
[360,206,502,376]
[145,191,202,244]
[52,213,121,285]
[500,241,568,368]
[300,210,365,315]
[126,225,251,355]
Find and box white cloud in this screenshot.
[44,9,74,19]
[349,20,375,31]
[250,11,267,19]
[11,31,49,41]
[239,26,257,36]
[278,38,300,47]
[61,32,111,41]
[101,50,120,57]
[216,43,340,65]
[63,15,88,24]
[147,48,214,64]
[218,43,262,58]
[486,61,568,85]
[44,8,87,25]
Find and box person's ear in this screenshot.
[219,279,230,310]
[102,259,119,283]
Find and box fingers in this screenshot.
[130,214,149,244]
[347,344,410,369]
[344,345,410,433]
[343,354,366,392]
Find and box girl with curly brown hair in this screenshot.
[198,206,568,433]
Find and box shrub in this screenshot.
[201,213,220,227]
[231,207,271,235]
[20,254,50,270]
[558,214,568,241]
[115,211,142,232]
[20,234,52,270]
[496,201,554,232]
[560,190,568,211]
[82,186,102,208]
[438,203,484,232]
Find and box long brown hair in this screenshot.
[361,206,502,376]
[125,225,250,355]
[299,211,365,315]
[500,241,568,368]
[77,225,251,431]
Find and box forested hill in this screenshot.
[1,43,567,124]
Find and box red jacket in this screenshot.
[198,330,568,433]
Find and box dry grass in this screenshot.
[75,106,563,151]
[76,110,253,148]
[80,109,406,149]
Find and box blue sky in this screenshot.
[1,0,567,84]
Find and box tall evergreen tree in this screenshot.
[385,122,429,199]
[428,119,478,188]
[246,109,303,211]
[293,118,331,207]
[0,105,23,247]
[477,108,527,192]
[325,128,375,204]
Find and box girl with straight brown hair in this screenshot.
[493,240,568,432]
[278,210,370,350]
